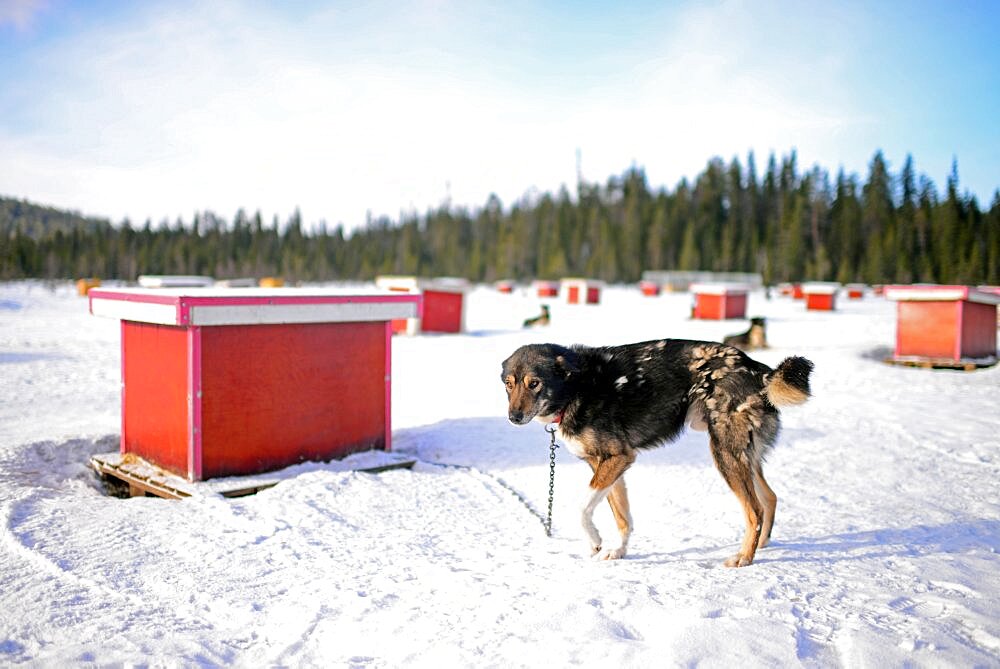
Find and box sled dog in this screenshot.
[723,317,768,351]
[501,339,813,567]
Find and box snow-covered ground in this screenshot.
[1,280,999,667]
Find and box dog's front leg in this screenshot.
[583,452,635,560]
[581,484,611,556]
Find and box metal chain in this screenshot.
[544,423,559,537]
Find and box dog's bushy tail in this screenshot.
[765,356,814,407]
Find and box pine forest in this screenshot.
[2,150,998,286]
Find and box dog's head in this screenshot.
[501,343,578,425]
[750,317,767,327]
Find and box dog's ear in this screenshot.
[500,353,514,380]
[554,351,579,378]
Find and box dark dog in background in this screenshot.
[502,338,813,566]
[522,304,551,328]
[723,317,768,351]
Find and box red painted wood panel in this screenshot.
[694,294,723,319]
[586,287,600,304]
[567,285,580,304]
[421,290,463,333]
[122,321,190,475]
[724,293,747,318]
[199,321,386,478]
[806,293,836,311]
[961,301,998,359]
[896,301,958,358]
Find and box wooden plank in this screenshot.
[356,460,416,475]
[91,455,190,499]
[883,356,997,371]
[90,453,417,500]
[218,483,278,499]
[217,460,416,498]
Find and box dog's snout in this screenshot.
[508,410,526,425]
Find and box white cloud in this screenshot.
[0,0,47,30]
[1,0,880,228]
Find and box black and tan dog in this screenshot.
[502,339,813,567]
[522,304,551,328]
[723,316,768,351]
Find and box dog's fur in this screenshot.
[723,317,768,351]
[502,338,813,567]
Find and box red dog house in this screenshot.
[778,283,805,299]
[375,276,468,335]
[639,280,661,297]
[884,285,999,366]
[533,280,560,298]
[562,278,602,305]
[690,283,748,320]
[89,287,420,480]
[845,283,866,299]
[494,280,515,294]
[802,282,840,311]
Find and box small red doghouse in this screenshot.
[845,283,866,299]
[562,278,602,305]
[639,280,661,297]
[884,285,999,366]
[495,280,515,294]
[89,287,420,480]
[802,282,840,311]
[690,283,749,320]
[375,276,468,335]
[778,283,805,299]
[534,280,560,298]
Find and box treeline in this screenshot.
[2,150,998,285]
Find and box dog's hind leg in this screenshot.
[709,439,763,568]
[582,452,635,559]
[753,467,777,548]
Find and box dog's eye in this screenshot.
[505,380,514,390]
[528,379,540,390]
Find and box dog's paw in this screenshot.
[589,544,602,557]
[724,554,754,568]
[597,547,627,561]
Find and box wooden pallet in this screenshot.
[90,452,417,500]
[884,356,997,372]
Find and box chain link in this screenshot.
[544,423,559,537]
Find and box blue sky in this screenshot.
[1,0,998,229]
